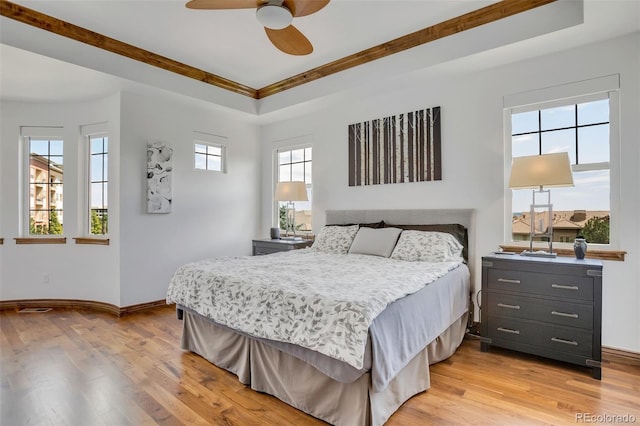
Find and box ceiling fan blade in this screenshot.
[265,25,313,55]
[185,0,262,10]
[284,0,330,17]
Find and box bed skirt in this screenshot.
[181,311,468,426]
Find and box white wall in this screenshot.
[118,92,261,306]
[260,33,640,353]
[0,95,122,304]
[0,90,262,307]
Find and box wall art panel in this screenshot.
[147,140,173,213]
[348,106,441,186]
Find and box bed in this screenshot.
[167,209,475,426]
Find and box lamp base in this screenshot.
[520,250,558,258]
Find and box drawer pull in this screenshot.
[551,310,579,319]
[551,284,579,291]
[551,337,578,346]
[497,303,521,310]
[498,278,521,284]
[497,327,520,335]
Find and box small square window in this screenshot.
[195,141,225,172]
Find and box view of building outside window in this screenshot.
[511,98,610,244]
[278,147,312,233]
[28,138,64,235]
[89,135,108,235]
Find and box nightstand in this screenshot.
[480,254,603,379]
[252,238,313,256]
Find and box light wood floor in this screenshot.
[1,306,638,425]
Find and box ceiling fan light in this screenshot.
[256,4,293,30]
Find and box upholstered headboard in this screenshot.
[326,208,476,269]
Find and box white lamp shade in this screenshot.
[274,181,308,202]
[508,152,575,189]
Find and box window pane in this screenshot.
[541,129,576,164]
[305,147,312,161]
[511,111,538,134]
[91,137,105,154]
[90,182,104,208]
[207,145,222,156]
[279,165,290,182]
[279,151,291,165]
[195,153,206,170]
[49,155,64,168]
[553,170,610,211]
[578,99,609,125]
[103,156,108,181]
[291,149,304,163]
[291,163,304,181]
[578,125,609,164]
[29,139,49,156]
[512,134,539,157]
[207,156,221,171]
[541,105,575,130]
[305,162,312,184]
[91,155,104,181]
[195,143,207,154]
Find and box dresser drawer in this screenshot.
[487,292,593,329]
[487,269,594,301]
[487,316,593,357]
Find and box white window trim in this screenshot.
[503,76,620,250]
[194,131,228,173]
[82,122,109,237]
[272,136,313,229]
[20,126,64,237]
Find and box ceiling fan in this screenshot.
[186,0,330,56]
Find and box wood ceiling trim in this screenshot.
[0,0,258,99]
[1,0,557,101]
[257,0,557,98]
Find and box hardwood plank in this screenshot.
[2,307,639,425]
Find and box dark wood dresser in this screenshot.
[481,254,603,379]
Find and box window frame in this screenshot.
[21,126,65,238]
[193,131,228,173]
[503,77,621,251]
[87,133,109,237]
[273,143,313,232]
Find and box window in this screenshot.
[277,146,312,233]
[193,131,227,173]
[509,93,615,246]
[89,135,108,235]
[26,137,64,235]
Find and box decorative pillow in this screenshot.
[311,225,359,254]
[348,227,402,258]
[390,230,464,263]
[385,223,468,261]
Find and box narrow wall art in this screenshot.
[147,140,173,213]
[348,106,441,186]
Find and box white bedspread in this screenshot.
[166,249,461,369]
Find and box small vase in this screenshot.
[574,238,587,259]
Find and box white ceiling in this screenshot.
[1,0,639,118]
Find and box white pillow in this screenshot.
[390,230,464,262]
[311,225,359,254]
[348,227,402,257]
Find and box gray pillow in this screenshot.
[348,227,402,257]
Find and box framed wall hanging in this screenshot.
[348,106,441,186]
[147,140,173,213]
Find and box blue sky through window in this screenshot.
[511,100,609,213]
